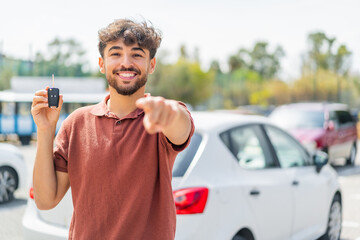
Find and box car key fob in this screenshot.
[48,88,60,108]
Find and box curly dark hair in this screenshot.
[98,19,162,59]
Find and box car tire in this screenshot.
[346,143,357,166]
[319,195,342,240]
[0,166,18,203]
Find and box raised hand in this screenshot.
[31,86,63,131]
[136,96,181,134]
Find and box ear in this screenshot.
[99,57,105,74]
[149,57,156,74]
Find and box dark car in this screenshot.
[269,102,358,166]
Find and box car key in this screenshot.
[48,74,60,108]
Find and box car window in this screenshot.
[172,133,202,177]
[335,110,355,128]
[264,125,310,168]
[329,111,337,122]
[269,109,324,129]
[220,125,275,170]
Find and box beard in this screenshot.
[106,67,148,96]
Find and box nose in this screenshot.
[120,54,134,69]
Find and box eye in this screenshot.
[134,54,143,58]
[111,53,120,56]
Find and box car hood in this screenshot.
[288,128,325,142]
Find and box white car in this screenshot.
[0,143,27,203]
[23,112,342,240]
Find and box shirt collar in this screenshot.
[90,94,144,120]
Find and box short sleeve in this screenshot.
[53,121,69,172]
[159,102,195,152]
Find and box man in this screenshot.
[31,19,194,240]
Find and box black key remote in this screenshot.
[48,88,60,108]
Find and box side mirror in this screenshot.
[313,150,328,173]
[324,121,335,131]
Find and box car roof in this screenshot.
[273,102,349,112]
[191,111,269,132]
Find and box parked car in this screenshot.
[23,112,342,240]
[0,142,27,203]
[269,102,358,166]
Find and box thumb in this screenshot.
[136,98,152,113]
[136,98,146,108]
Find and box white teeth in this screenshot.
[119,73,135,77]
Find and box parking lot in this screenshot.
[1,142,360,240]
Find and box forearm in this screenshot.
[33,126,59,209]
[162,104,192,146]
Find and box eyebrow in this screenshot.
[108,46,122,52]
[108,46,145,54]
[132,47,145,54]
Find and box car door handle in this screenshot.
[250,190,260,196]
[292,180,299,186]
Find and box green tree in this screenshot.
[221,69,262,107]
[228,53,246,72]
[307,32,333,71]
[147,47,215,108]
[209,60,222,74]
[0,68,12,90]
[305,31,352,75]
[248,42,285,79]
[33,37,90,77]
[303,31,352,101]
[228,42,284,79]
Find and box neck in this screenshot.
[107,86,145,118]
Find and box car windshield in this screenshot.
[172,133,202,177]
[270,109,324,129]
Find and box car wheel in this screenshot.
[319,195,342,240]
[346,143,357,166]
[0,167,18,203]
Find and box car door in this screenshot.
[334,110,356,158]
[328,110,355,161]
[220,124,293,240]
[263,125,328,240]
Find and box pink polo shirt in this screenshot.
[53,95,194,240]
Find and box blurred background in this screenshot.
[1,0,360,111]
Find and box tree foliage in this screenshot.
[300,31,353,102]
[304,31,352,76]
[0,68,12,90]
[147,49,215,108]
[228,41,285,79]
[1,32,359,109]
[33,37,90,77]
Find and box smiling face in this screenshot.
[99,39,156,96]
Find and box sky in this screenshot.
[1,0,359,80]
